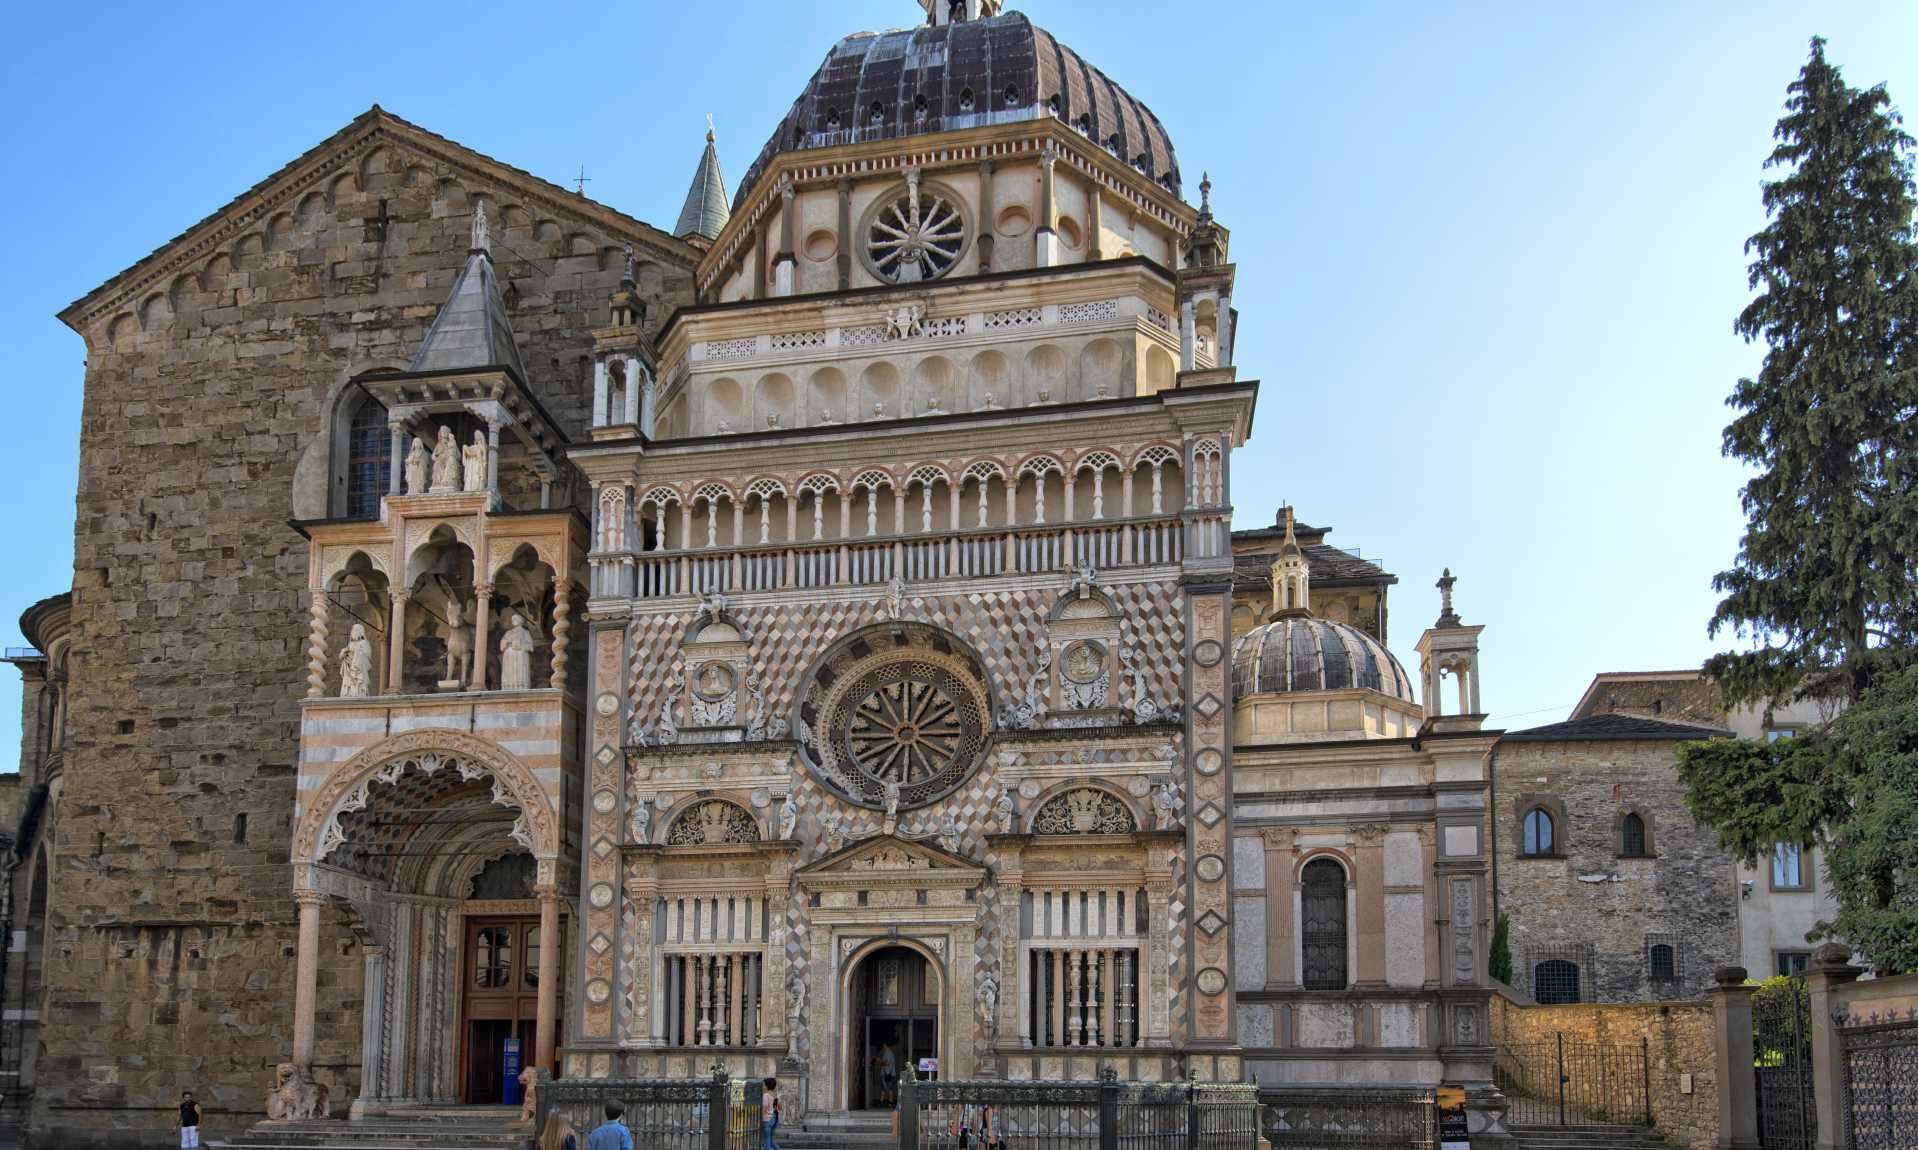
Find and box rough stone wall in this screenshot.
[1490,992,1719,1150]
[1572,678,1724,726]
[1494,738,1738,1004]
[37,125,693,1148]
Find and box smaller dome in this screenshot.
[1232,617,1416,703]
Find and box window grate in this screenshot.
[1300,858,1348,990]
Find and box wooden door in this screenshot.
[460,916,558,1102]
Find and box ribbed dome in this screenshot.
[735,10,1180,212]
[1232,618,1418,703]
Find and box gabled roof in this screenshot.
[675,130,730,242]
[60,105,696,335]
[1499,713,1731,743]
[408,210,527,379]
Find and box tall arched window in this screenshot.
[333,391,391,518]
[1300,857,1348,990]
[1521,808,1556,857]
[1620,812,1648,858]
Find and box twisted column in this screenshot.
[305,588,329,697]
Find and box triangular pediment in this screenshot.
[61,105,695,336]
[796,833,984,886]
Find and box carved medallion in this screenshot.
[1192,639,1224,667]
[693,661,735,701]
[595,693,619,717]
[588,883,615,909]
[1195,967,1228,995]
[585,978,612,1005]
[1195,854,1226,883]
[592,789,618,814]
[1195,749,1224,776]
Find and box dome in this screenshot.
[1232,617,1418,704]
[735,10,1180,213]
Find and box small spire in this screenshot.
[471,202,490,255]
[1199,172,1212,216]
[1280,505,1297,545]
[1436,568,1461,628]
[621,241,636,286]
[706,112,716,144]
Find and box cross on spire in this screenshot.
[574,165,591,196]
[1436,568,1461,627]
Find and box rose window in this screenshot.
[796,623,993,810]
[864,181,968,284]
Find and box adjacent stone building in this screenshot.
[11,3,1514,1144]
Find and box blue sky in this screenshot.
[1,1,1915,759]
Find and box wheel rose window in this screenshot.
[863,176,968,284]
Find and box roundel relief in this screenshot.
[795,623,993,810]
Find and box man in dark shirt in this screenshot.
[177,1091,202,1149]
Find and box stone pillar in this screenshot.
[549,583,571,690]
[485,418,501,499]
[1036,145,1059,268]
[623,359,642,426]
[535,884,560,1070]
[1262,829,1296,987]
[387,424,406,494]
[977,159,995,271]
[1710,967,1761,1150]
[291,889,324,1068]
[836,179,853,291]
[471,583,492,691]
[1807,944,1863,1150]
[386,591,410,694]
[306,587,329,698]
[1179,300,1196,371]
[1144,879,1172,1045]
[1354,825,1387,986]
[774,185,797,297]
[1218,293,1233,366]
[351,945,387,1117]
[593,358,609,427]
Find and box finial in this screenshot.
[471,203,490,254]
[621,241,636,286]
[706,113,716,144]
[1436,568,1460,626]
[1199,171,1212,213]
[1281,504,1296,543]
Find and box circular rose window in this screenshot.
[861,178,969,284]
[795,624,993,809]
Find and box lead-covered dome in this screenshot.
[736,10,1180,212]
[1232,617,1418,703]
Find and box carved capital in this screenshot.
[1259,827,1298,851]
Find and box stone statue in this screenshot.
[499,614,535,691]
[778,792,798,840]
[978,970,1000,1039]
[993,788,1017,834]
[883,575,907,621]
[265,1062,329,1122]
[442,595,471,687]
[938,813,961,854]
[461,428,487,492]
[788,970,807,1022]
[1151,780,1178,831]
[429,426,459,493]
[404,436,429,494]
[882,781,902,837]
[514,1066,537,1127]
[821,809,844,853]
[629,799,652,845]
[338,623,374,698]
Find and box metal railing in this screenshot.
[1259,1087,1437,1148]
[535,1068,762,1150]
[1494,1034,1651,1127]
[1841,1012,1918,1150]
[1754,976,1815,1149]
[899,1071,1259,1150]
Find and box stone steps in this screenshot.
[780,1111,897,1149]
[1510,1124,1667,1150]
[208,1115,533,1150]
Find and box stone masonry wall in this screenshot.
[1494,738,1739,1004]
[1490,992,1719,1150]
[37,119,692,1148]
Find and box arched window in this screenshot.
[1620,813,1648,858]
[1534,959,1581,1004]
[1521,808,1556,857]
[1648,943,1676,982]
[1300,857,1348,990]
[345,398,390,517]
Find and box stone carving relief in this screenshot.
[690,660,738,727]
[1001,643,1052,731]
[1031,788,1136,835]
[1120,646,1164,723]
[1451,878,1476,985]
[665,800,760,846]
[1151,780,1180,831]
[1059,640,1111,710]
[338,623,374,698]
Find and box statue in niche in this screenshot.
[629,799,652,845]
[938,813,961,854]
[882,781,902,836]
[404,436,430,494]
[429,426,460,493]
[265,1062,329,1122]
[778,792,798,840]
[821,808,845,853]
[442,595,472,687]
[499,614,535,691]
[461,429,487,492]
[993,787,1017,834]
[1151,780,1178,831]
[882,575,908,621]
[978,970,1000,1041]
[338,623,374,698]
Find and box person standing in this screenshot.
[879,1045,898,1106]
[761,1077,781,1150]
[585,1101,633,1150]
[177,1091,201,1149]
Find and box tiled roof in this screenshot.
[1499,713,1732,743]
[408,241,527,380]
[676,132,730,241]
[1232,544,1394,588]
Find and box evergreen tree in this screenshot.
[1706,38,1918,708]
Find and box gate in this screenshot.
[1753,977,1814,1149]
[1841,1013,1918,1150]
[1493,1033,1650,1127]
[535,1068,762,1150]
[897,1071,1262,1150]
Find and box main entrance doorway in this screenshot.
[460,915,558,1103]
[846,946,939,1111]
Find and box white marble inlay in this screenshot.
[1232,896,1266,989]
[1384,893,1426,988]
[1233,835,1265,891]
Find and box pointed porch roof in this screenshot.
[408,205,528,379]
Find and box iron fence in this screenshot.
[1840,1012,1918,1150]
[535,1068,762,1150]
[1494,1033,1650,1127]
[1259,1087,1436,1148]
[1753,977,1814,1149]
[898,1071,1261,1150]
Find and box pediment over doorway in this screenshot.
[795,834,986,891]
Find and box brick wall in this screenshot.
[1490,992,1719,1150]
[1494,738,1739,1003]
[37,120,692,1147]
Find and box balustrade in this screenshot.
[657,893,768,1049]
[1023,886,1144,1049]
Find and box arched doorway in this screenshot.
[845,945,941,1110]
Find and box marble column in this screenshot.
[1262,829,1294,987]
[352,945,387,1116]
[1354,825,1387,986]
[291,889,324,1068]
[385,591,409,694]
[470,583,491,692]
[535,884,560,1070]
[592,359,609,427]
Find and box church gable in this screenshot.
[796,834,985,887]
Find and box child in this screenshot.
[177,1091,202,1149]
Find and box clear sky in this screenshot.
[1,1,1915,760]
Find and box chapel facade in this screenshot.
[13,3,1504,1144]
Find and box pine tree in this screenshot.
[1706,37,1918,708]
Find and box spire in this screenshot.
[408,207,528,379]
[1198,171,1213,219]
[675,122,730,243]
[1271,504,1311,617]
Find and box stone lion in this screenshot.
[264,1061,329,1122]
